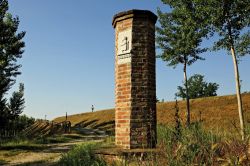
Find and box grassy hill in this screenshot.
[54,93,250,136]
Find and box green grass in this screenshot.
[103,136,115,146]
[0,139,45,150]
[158,123,217,165]
[58,142,107,166]
[0,134,83,148]
[0,134,81,150]
[157,123,250,165]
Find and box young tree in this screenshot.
[206,0,250,140]
[176,74,219,99]
[156,1,209,126]
[0,0,25,129]
[7,83,25,119]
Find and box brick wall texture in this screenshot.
[113,10,157,149]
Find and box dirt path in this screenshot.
[0,139,103,166]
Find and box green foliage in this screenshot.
[15,114,35,131]
[201,0,250,140]
[4,114,35,137]
[158,123,218,165]
[157,122,250,165]
[207,0,250,55]
[7,83,25,119]
[235,31,250,57]
[0,139,45,150]
[0,0,25,99]
[157,0,211,125]
[176,74,219,99]
[0,84,28,137]
[58,143,107,166]
[156,1,209,68]
[0,0,25,130]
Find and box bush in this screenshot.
[157,123,218,165]
[58,143,107,166]
[157,122,250,165]
[176,74,219,99]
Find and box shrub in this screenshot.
[58,143,107,166]
[157,122,250,165]
[157,123,218,165]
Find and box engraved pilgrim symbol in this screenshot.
[121,36,129,52]
[117,29,132,64]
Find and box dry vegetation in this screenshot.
[54,109,115,134]
[54,93,250,136]
[157,93,250,135]
[2,93,250,165]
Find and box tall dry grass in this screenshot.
[54,93,250,137]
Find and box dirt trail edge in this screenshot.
[1,139,104,166]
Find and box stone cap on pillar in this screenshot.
[112,9,157,28]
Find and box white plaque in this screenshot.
[117,29,132,64]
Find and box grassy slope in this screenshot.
[54,93,250,134]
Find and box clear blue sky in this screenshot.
[7,0,250,120]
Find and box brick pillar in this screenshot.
[112,10,157,149]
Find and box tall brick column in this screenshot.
[112,10,157,149]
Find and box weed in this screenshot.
[157,100,219,165]
[58,142,107,166]
[212,138,250,165]
[103,136,115,146]
[173,99,182,141]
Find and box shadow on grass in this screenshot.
[0,144,46,151]
[13,160,58,166]
[63,134,84,139]
[75,119,98,128]
[34,135,73,144]
[25,122,51,138]
[93,120,115,129]
[0,143,76,154]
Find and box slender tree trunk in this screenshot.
[183,61,190,126]
[227,18,245,140]
[230,46,245,140]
